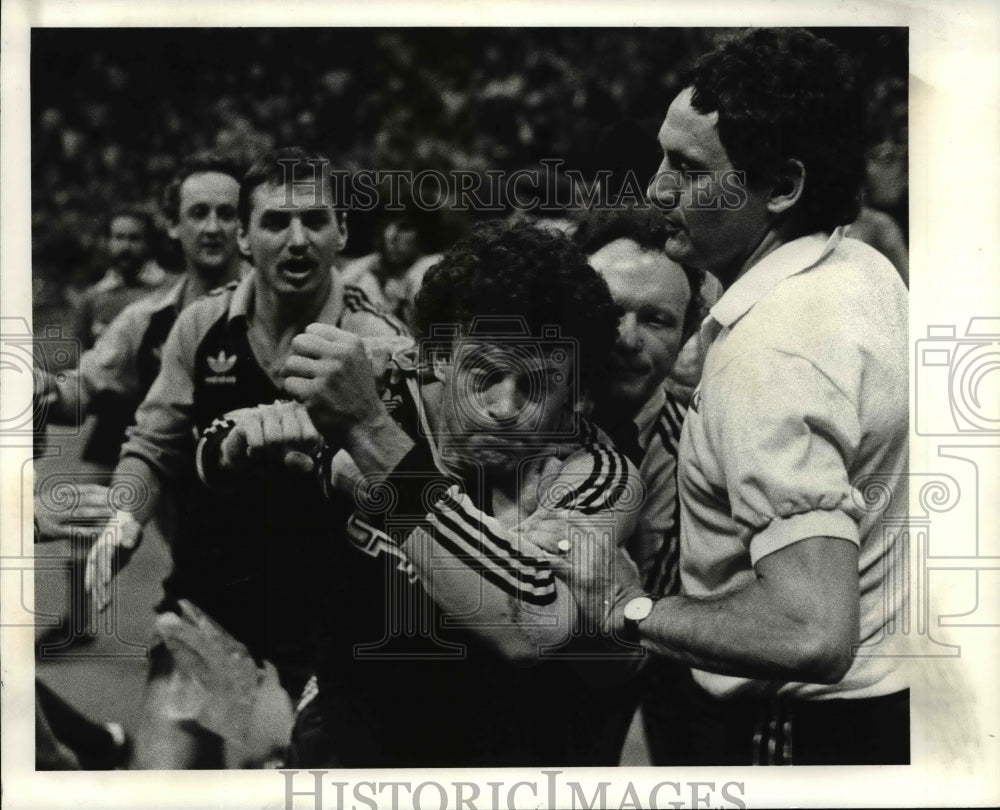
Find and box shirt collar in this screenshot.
[708,227,845,331]
[227,271,256,323]
[161,277,189,312]
[633,384,666,448]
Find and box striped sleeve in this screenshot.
[644,389,688,595]
[547,442,631,515]
[398,485,572,658]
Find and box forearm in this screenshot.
[111,454,164,526]
[634,539,859,684]
[342,407,415,477]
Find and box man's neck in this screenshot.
[592,397,642,429]
[717,217,809,291]
[115,267,142,286]
[253,272,334,339]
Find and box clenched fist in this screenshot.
[217,401,322,476]
[281,323,388,442]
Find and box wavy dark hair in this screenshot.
[573,206,705,342]
[684,27,865,233]
[414,220,619,396]
[161,151,244,224]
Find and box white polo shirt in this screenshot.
[678,228,909,700]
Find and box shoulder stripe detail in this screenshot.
[549,443,630,515]
[656,393,686,459]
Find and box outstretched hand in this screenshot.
[84,511,143,613]
[34,484,115,543]
[154,600,294,763]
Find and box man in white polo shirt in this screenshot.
[541,28,910,765]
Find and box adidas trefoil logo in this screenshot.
[207,350,237,374]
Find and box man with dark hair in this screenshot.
[261,219,643,766]
[548,28,910,766]
[75,207,171,349]
[83,147,405,768]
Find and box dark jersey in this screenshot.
[300,350,642,767]
[121,272,404,695]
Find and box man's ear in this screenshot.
[336,212,348,251]
[237,226,252,258]
[766,159,806,215]
[167,221,179,241]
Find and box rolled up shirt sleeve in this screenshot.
[705,349,865,565]
[119,308,198,480]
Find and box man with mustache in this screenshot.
[75,207,170,351]
[84,147,405,768]
[250,220,644,767]
[539,28,911,766]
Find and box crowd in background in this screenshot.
[32,27,907,338]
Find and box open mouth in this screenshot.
[279,259,317,279]
[200,240,224,256]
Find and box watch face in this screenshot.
[624,596,655,623]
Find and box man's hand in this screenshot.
[34,484,114,543]
[217,402,322,476]
[520,507,645,636]
[153,599,295,764]
[281,324,387,442]
[84,512,143,613]
[153,600,258,741]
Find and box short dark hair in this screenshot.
[161,151,244,224]
[414,220,619,396]
[239,146,342,228]
[573,206,705,342]
[684,27,865,233]
[106,206,152,240]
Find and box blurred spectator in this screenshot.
[341,199,444,332]
[848,76,909,285]
[75,208,172,349]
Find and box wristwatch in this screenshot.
[622,594,658,643]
